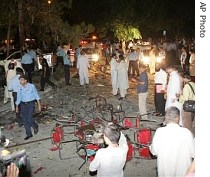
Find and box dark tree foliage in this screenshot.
[66,0,195,40]
[0,0,195,47]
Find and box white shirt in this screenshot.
[110,58,118,89]
[154,69,167,90]
[165,71,182,110]
[150,123,194,177]
[180,51,187,63]
[127,52,138,61]
[171,43,177,50]
[89,132,128,177]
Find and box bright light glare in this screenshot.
[48,0,51,4]
[92,54,99,61]
[142,56,150,65]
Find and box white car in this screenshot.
[82,47,100,63]
[0,49,53,71]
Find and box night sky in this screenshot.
[64,0,195,39]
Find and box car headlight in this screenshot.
[142,56,150,65]
[92,54,99,61]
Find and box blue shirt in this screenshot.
[28,50,37,59]
[75,48,81,58]
[16,83,40,105]
[8,74,21,92]
[128,52,138,61]
[137,71,148,93]
[56,49,70,65]
[21,53,33,64]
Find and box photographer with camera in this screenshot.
[0,163,19,177]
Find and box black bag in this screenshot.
[183,83,195,113]
[183,100,195,113]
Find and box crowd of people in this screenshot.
[106,39,195,177]
[1,38,195,176]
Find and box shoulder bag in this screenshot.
[183,83,195,113]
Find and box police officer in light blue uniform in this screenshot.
[56,46,71,85]
[28,47,37,72]
[16,75,41,140]
[8,67,24,127]
[21,49,34,83]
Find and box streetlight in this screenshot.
[48,0,51,4]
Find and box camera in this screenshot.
[0,149,32,177]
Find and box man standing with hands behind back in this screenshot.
[138,64,149,119]
[15,75,41,140]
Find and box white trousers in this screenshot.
[119,88,127,98]
[138,92,148,119]
[79,74,89,85]
[113,88,118,95]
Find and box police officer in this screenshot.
[28,46,37,72]
[15,75,41,140]
[56,46,71,85]
[21,49,34,83]
[8,67,24,127]
[40,58,57,91]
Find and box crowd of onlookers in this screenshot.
[107,37,195,177]
[1,37,195,176]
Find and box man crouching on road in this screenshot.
[15,75,41,140]
[89,123,128,177]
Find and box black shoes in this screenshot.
[154,112,165,116]
[39,89,44,91]
[158,123,166,127]
[118,97,125,100]
[66,83,72,86]
[24,135,33,140]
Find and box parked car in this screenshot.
[0,49,53,87]
[0,65,6,87]
[82,46,100,63]
[0,49,53,71]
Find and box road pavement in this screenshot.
[0,63,166,177]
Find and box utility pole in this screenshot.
[18,0,25,50]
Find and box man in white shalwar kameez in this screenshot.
[165,65,183,125]
[110,53,118,96]
[77,50,90,86]
[116,55,129,100]
[4,60,24,111]
[150,106,194,177]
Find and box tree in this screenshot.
[0,0,18,55]
[111,22,142,42]
[23,0,94,48]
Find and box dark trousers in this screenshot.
[64,65,70,84]
[12,92,22,126]
[191,76,195,83]
[55,56,64,68]
[181,62,187,73]
[154,84,165,114]
[20,101,38,136]
[22,63,33,83]
[128,60,139,76]
[40,76,56,90]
